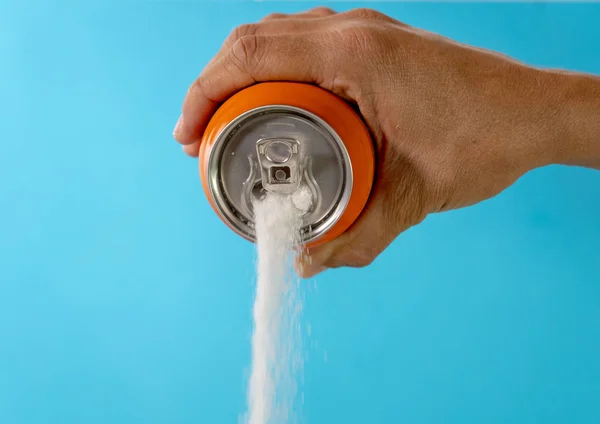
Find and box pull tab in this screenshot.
[255,138,302,195]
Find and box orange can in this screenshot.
[199,82,375,248]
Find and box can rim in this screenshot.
[199,82,375,249]
[206,104,354,245]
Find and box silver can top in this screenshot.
[206,105,353,244]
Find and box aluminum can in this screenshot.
[199,82,375,248]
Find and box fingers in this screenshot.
[182,142,200,157]
[297,192,395,279]
[173,7,338,151]
[174,32,327,147]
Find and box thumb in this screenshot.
[297,161,429,278]
[296,193,392,279]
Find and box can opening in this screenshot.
[206,104,354,245]
[251,181,267,200]
[270,166,291,183]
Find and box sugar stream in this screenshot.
[244,190,309,424]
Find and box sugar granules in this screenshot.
[244,191,310,424]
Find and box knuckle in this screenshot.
[225,23,259,47]
[234,23,259,39]
[230,34,260,71]
[337,26,381,55]
[262,12,286,21]
[310,6,336,16]
[191,73,219,103]
[194,75,211,99]
[349,8,385,21]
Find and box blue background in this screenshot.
[1,1,599,423]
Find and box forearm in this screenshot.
[541,70,600,170]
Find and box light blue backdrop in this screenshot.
[1,2,599,423]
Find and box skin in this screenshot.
[172,7,600,278]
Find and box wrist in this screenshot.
[534,69,600,169]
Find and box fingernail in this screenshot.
[173,114,183,138]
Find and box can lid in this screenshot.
[200,82,375,248]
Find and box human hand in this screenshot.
[173,7,600,278]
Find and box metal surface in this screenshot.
[255,137,301,194]
[206,105,353,244]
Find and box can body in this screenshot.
[199,82,375,248]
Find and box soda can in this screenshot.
[199,82,375,248]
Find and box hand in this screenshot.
[173,7,600,278]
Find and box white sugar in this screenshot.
[291,185,313,214]
[245,192,305,424]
